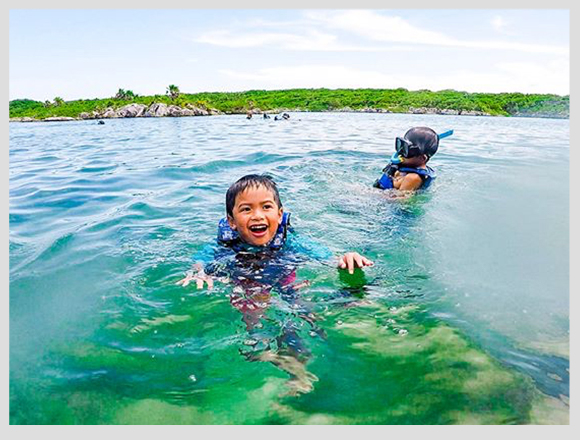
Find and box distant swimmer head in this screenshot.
[395,126,440,160]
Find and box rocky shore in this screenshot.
[9,102,494,123]
[331,106,490,116]
[9,102,224,122]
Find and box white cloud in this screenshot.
[491,16,508,32]
[494,59,569,94]
[195,30,318,49]
[193,10,568,56]
[219,65,399,89]
[457,39,567,55]
[194,29,410,52]
[306,10,568,56]
[218,61,569,95]
[306,10,457,46]
[192,10,569,95]
[489,16,517,37]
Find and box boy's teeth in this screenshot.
[250,225,267,232]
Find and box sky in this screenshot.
[8,9,570,101]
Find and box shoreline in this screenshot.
[8,107,569,123]
[9,88,570,121]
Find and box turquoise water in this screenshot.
[9,113,569,424]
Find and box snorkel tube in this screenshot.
[438,129,454,140]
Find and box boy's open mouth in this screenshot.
[249,224,269,236]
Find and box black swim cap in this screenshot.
[404,127,439,158]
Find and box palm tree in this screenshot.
[115,89,137,101]
[166,85,180,100]
[115,89,137,100]
[53,97,64,106]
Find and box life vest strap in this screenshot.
[375,165,436,190]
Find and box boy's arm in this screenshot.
[398,173,423,191]
[288,233,373,274]
[286,233,334,261]
[392,172,423,191]
[191,242,218,266]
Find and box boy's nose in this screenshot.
[251,209,265,220]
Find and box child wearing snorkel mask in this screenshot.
[374,126,452,191]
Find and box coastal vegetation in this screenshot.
[9,87,569,120]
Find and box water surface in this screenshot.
[9,113,569,424]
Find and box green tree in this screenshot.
[114,89,125,99]
[115,89,137,100]
[166,85,180,100]
[53,97,65,106]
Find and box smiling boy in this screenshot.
[176,174,373,396]
[227,182,282,247]
[177,174,373,289]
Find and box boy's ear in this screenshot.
[278,207,284,224]
[227,214,237,230]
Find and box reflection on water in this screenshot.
[9,114,568,424]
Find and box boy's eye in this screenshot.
[263,204,273,209]
[240,207,251,212]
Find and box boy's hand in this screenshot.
[176,264,214,290]
[338,252,374,274]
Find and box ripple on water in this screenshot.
[78,164,118,173]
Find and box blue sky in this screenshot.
[9,9,570,101]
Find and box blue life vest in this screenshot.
[375,164,436,190]
[217,212,291,250]
[374,129,452,191]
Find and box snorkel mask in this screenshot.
[395,137,422,159]
[391,129,454,164]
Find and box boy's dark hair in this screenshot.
[404,126,439,159]
[226,174,283,217]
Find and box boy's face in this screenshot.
[227,185,283,247]
[401,154,428,167]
